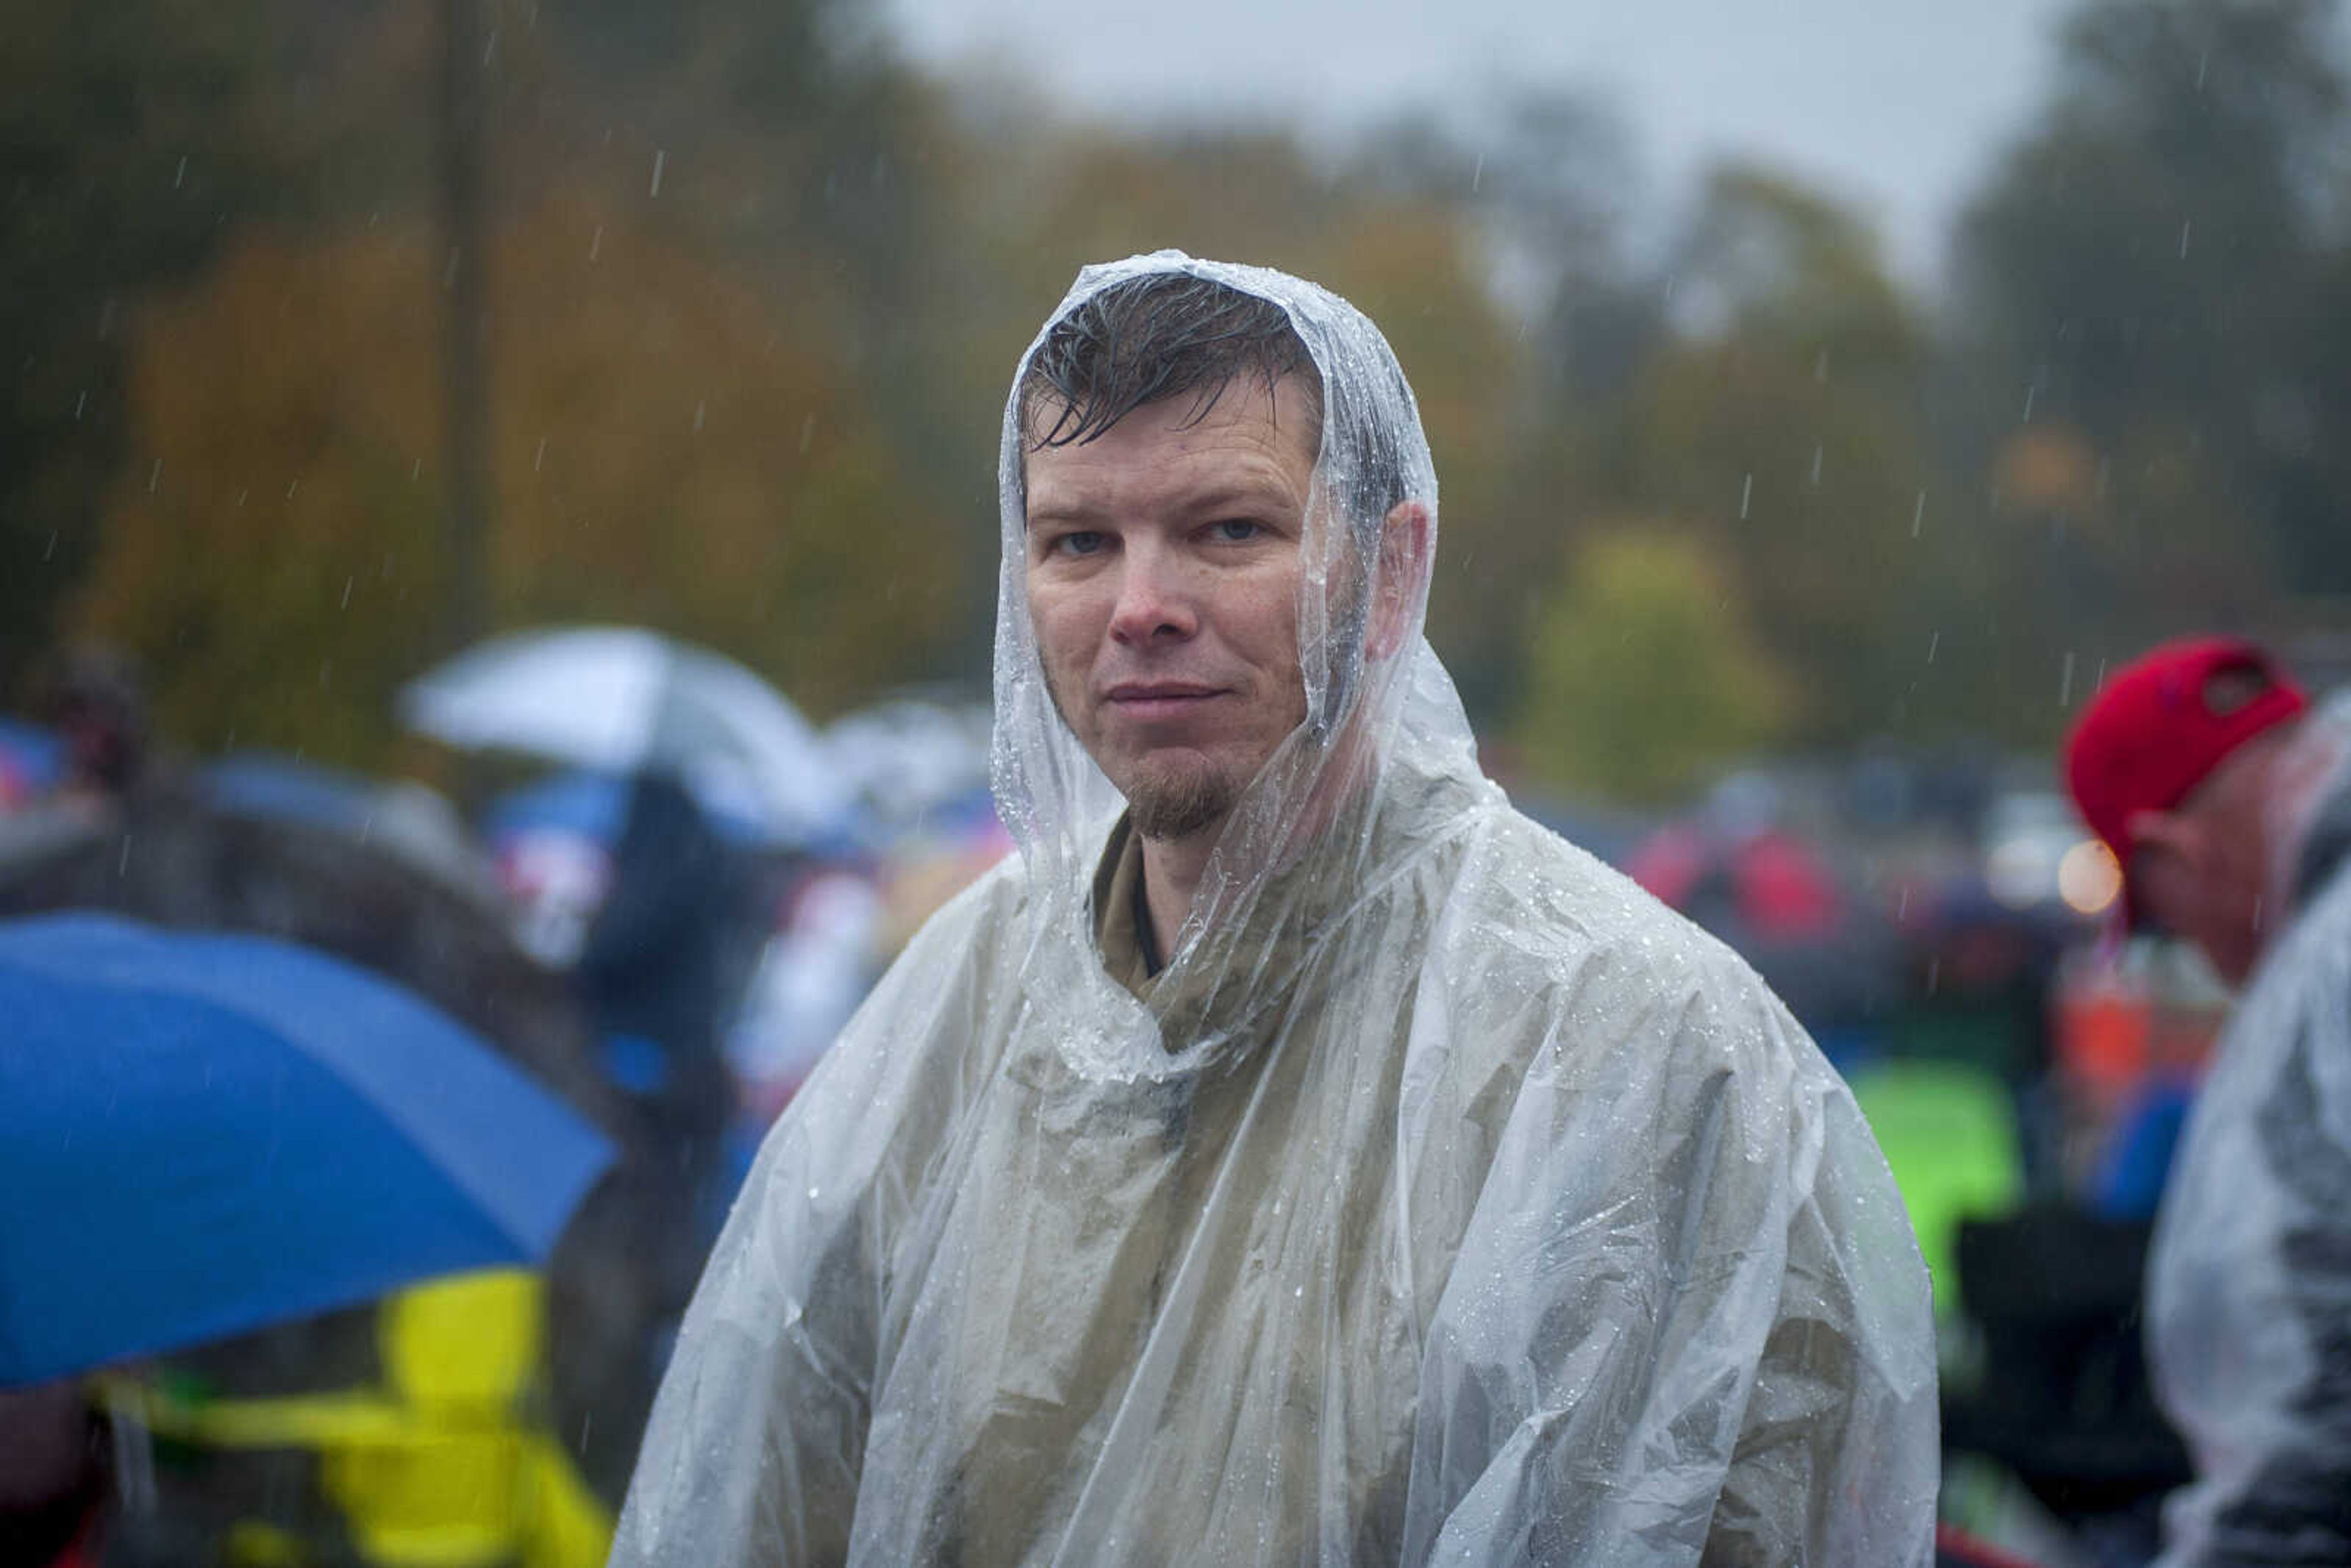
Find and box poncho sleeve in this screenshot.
[1398,912,1939,1567]
[1704,1085,1941,1565]
[2145,863,2351,1568]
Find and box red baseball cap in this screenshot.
[2064,636,2308,923]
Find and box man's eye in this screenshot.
[1053,531,1107,557]
[1211,520,1262,543]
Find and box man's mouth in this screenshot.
[1103,682,1226,721]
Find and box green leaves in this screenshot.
[1514,529,1796,806]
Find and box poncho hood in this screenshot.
[991,251,1485,1076]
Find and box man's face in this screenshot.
[2127,737,2280,987]
[1023,375,1318,843]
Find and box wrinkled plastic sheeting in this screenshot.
[2144,695,2351,1567]
[611,253,1938,1565]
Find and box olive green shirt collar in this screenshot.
[1088,765,1474,1037]
[1092,814,1160,1001]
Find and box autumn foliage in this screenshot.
[16,0,2351,801]
[77,200,959,764]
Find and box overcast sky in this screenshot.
[878,0,2078,287]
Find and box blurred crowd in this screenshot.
[0,643,1005,1567]
[1,629,2341,1568]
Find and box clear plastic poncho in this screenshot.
[2144,696,2351,1567]
[611,253,1938,1566]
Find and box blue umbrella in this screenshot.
[0,715,62,801]
[0,913,615,1387]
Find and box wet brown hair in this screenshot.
[1017,270,1408,541]
[1020,272,1321,451]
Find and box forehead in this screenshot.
[1022,375,1320,517]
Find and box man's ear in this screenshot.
[1366,500,1431,661]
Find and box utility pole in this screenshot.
[438,0,493,659]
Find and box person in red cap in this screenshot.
[2064,635,2351,1568]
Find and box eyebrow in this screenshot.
[1024,477,1300,530]
[1176,481,1296,518]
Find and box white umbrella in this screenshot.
[823,698,994,833]
[400,626,849,845]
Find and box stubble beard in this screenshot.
[1038,659,1247,843]
[1123,754,1240,842]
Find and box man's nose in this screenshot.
[1106,543,1198,645]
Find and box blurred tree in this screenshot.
[1473,91,1657,409]
[0,2,271,697]
[0,0,439,702]
[76,0,2336,781]
[504,0,993,666]
[1586,168,1952,748]
[72,202,958,767]
[1514,528,1796,805]
[1948,0,2349,706]
[1349,91,1658,722]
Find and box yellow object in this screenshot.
[223,1520,314,1568]
[381,1272,542,1414]
[104,1269,612,1568]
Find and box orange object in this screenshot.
[2056,980,2151,1116]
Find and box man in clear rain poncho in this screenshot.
[2064,638,2351,1568]
[612,253,1938,1566]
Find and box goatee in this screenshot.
[1126,760,1238,842]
